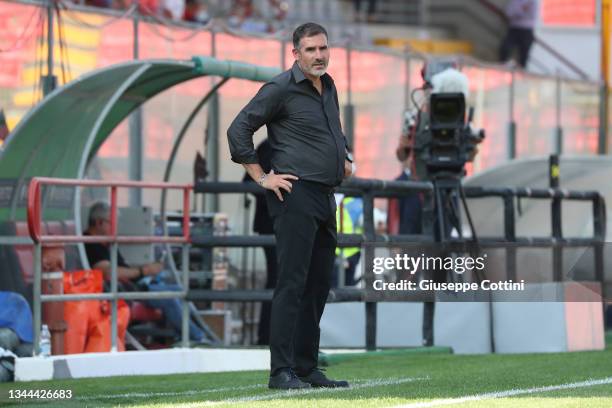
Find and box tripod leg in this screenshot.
[422,301,435,346]
[434,183,446,241]
[459,184,478,242]
[447,191,463,237]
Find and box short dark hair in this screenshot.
[88,201,110,227]
[292,22,328,49]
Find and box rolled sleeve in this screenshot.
[227,82,284,164]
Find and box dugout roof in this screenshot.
[0,57,280,221]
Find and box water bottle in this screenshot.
[40,324,51,357]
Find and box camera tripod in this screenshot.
[421,173,482,346]
[430,175,476,242]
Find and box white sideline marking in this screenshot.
[203,377,428,406]
[78,376,427,403]
[77,383,263,401]
[394,377,612,408]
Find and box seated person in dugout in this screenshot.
[83,201,207,344]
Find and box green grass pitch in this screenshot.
[1,332,611,407]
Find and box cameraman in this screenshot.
[391,115,422,236]
[395,59,482,346]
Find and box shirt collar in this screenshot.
[291,62,307,83]
[291,61,332,87]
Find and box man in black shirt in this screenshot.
[228,22,352,389]
[84,201,206,343]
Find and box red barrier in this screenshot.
[27,177,193,245]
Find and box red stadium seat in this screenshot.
[130,301,163,322]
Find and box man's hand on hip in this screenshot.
[344,159,354,178]
[262,170,299,202]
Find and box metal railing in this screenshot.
[14,176,607,352]
[27,177,193,355]
[190,177,607,350]
[463,185,607,287]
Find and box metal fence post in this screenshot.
[205,29,220,212]
[33,242,42,356]
[43,0,57,96]
[344,41,355,149]
[110,242,118,352]
[503,193,517,282]
[404,48,411,111]
[338,200,346,288]
[592,194,606,281]
[555,73,563,154]
[508,69,516,159]
[181,242,190,347]
[362,191,376,351]
[599,0,610,154]
[598,84,609,154]
[549,155,563,282]
[110,186,118,351]
[129,1,143,207]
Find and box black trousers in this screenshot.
[266,180,337,375]
[499,27,534,68]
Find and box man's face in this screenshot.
[293,33,329,78]
[93,214,111,235]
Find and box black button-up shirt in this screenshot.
[227,62,348,187]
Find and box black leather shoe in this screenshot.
[298,368,350,388]
[268,368,312,390]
